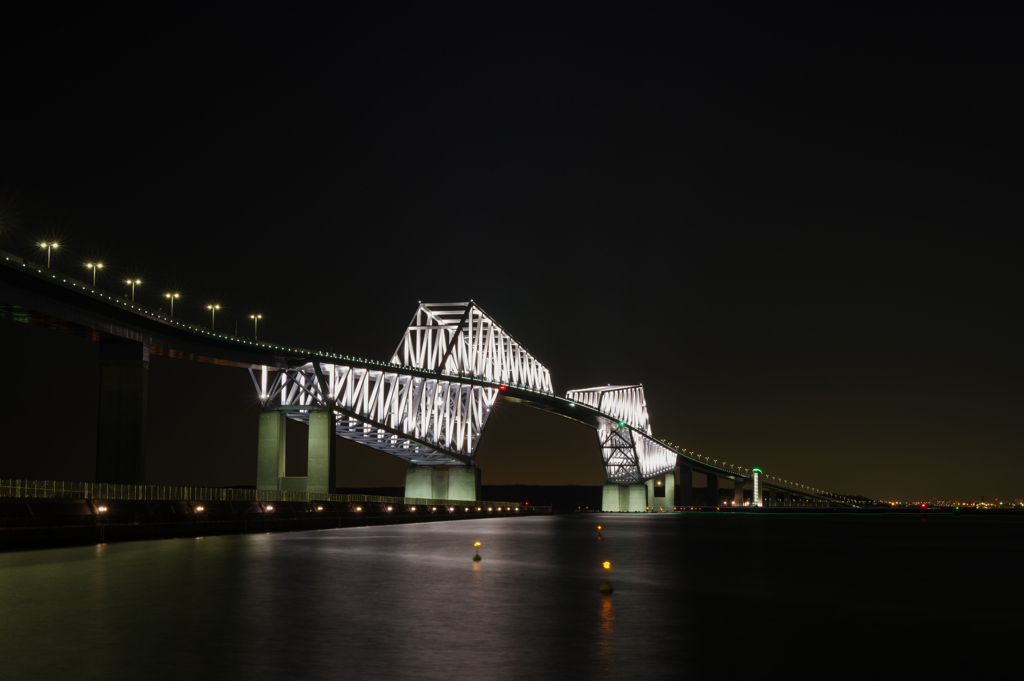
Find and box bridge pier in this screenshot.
[705,474,719,507]
[646,473,674,510]
[404,465,450,501]
[601,484,647,512]
[676,463,693,506]
[257,411,287,490]
[256,408,335,494]
[307,411,337,495]
[448,465,481,502]
[96,338,149,484]
[733,482,745,507]
[769,489,777,507]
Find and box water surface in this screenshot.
[1,513,1017,679]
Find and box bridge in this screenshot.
[0,248,863,510]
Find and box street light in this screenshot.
[249,314,262,340]
[39,242,58,268]
[164,293,180,316]
[206,304,221,331]
[85,263,104,286]
[125,279,141,302]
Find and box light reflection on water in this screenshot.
[0,514,1018,679]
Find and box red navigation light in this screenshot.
[499,386,507,391]
[525,501,529,505]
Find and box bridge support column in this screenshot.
[307,410,336,495]
[769,490,777,507]
[705,474,719,507]
[405,465,449,501]
[646,473,674,510]
[676,463,693,506]
[602,484,621,512]
[602,484,647,512]
[257,411,287,490]
[624,484,646,512]
[96,339,149,484]
[448,465,481,502]
[733,482,745,507]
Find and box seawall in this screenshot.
[0,498,548,551]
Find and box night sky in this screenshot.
[0,4,1020,502]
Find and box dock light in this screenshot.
[477,507,481,511]
[39,242,58,267]
[432,507,436,511]
[164,292,180,316]
[97,506,107,512]
[387,506,393,511]
[355,506,362,511]
[488,507,493,511]
[465,508,469,511]
[196,506,204,512]
[411,507,416,511]
[266,505,274,511]
[85,262,103,285]
[449,507,454,511]
[316,506,323,511]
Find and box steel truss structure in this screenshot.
[249,302,552,466]
[391,302,552,392]
[567,386,677,483]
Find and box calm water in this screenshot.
[1,513,1019,680]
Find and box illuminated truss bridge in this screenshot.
[253,302,682,484]
[0,248,860,505]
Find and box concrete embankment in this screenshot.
[0,498,548,551]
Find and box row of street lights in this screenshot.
[37,242,263,337]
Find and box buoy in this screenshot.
[597,525,602,538]
[600,560,613,593]
[473,541,482,561]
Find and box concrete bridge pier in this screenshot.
[733,482,745,507]
[256,408,336,494]
[646,473,674,510]
[769,489,777,507]
[405,465,447,500]
[705,474,719,507]
[405,465,480,502]
[602,484,647,512]
[96,338,149,484]
[307,411,337,494]
[676,462,693,506]
[257,411,287,490]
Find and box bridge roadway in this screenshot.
[0,249,855,509]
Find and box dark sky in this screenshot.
[0,3,1020,502]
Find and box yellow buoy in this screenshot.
[600,560,613,593]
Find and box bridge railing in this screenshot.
[0,480,520,508]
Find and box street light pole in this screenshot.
[164,293,179,316]
[206,304,221,331]
[85,263,103,286]
[250,314,262,340]
[39,242,58,268]
[125,279,140,302]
